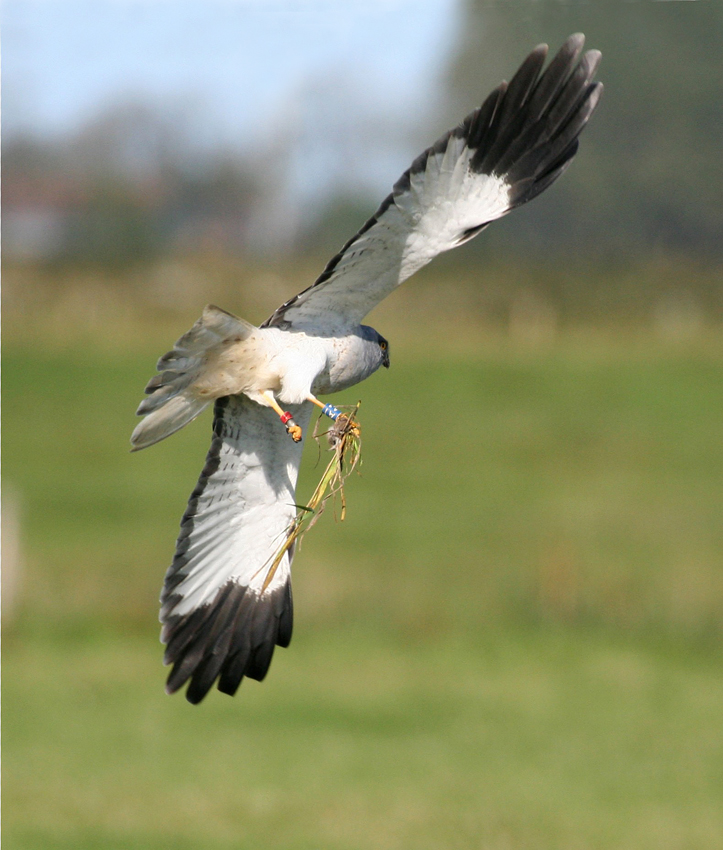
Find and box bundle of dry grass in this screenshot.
[262,404,362,592]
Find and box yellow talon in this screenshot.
[287,424,303,442]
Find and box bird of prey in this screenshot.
[132,34,602,703]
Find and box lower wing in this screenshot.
[160,394,313,703]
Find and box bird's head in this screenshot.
[377,333,390,369]
[359,325,390,371]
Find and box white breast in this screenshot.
[257,328,332,405]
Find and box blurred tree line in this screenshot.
[2,103,277,267]
[3,1,721,286]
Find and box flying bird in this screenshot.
[132,35,602,703]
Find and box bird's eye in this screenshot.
[380,341,387,350]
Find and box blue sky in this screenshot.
[4,0,460,150]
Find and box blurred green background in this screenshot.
[4,1,723,848]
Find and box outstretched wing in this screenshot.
[264,34,602,333]
[160,394,313,704]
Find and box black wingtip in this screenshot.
[472,34,602,211]
[585,49,602,74]
[589,80,604,105]
[161,579,294,704]
[217,672,244,698]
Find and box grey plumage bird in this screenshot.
[132,34,602,704]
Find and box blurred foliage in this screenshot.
[444,0,723,258]
[4,254,723,345]
[4,2,721,275]
[302,194,382,259]
[2,103,265,267]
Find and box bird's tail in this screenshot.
[131,304,255,451]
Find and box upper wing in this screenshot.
[264,34,602,333]
[160,394,313,704]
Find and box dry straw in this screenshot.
[262,404,362,592]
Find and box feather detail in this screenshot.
[131,305,259,450]
[131,394,211,451]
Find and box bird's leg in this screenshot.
[306,395,360,435]
[261,391,303,442]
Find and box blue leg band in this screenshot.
[322,403,342,421]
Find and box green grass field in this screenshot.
[4,315,723,848]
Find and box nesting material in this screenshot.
[262,403,361,592]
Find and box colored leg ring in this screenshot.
[321,403,342,421]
